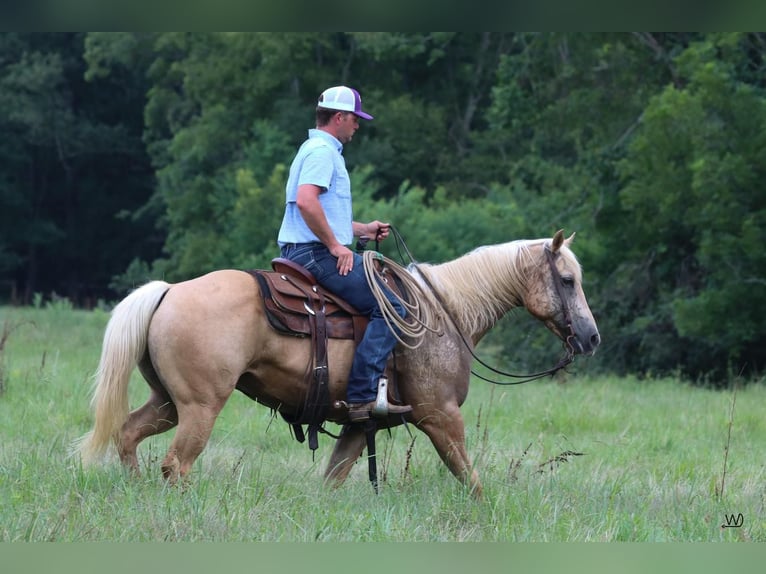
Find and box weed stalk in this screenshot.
[717,385,738,501]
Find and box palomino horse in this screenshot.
[76,230,599,496]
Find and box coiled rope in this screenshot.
[362,250,443,349]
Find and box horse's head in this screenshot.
[524,230,600,356]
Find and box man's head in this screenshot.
[317,86,373,120]
[315,86,373,144]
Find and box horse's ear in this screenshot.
[551,229,565,253]
[565,232,576,247]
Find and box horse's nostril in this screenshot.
[591,332,601,346]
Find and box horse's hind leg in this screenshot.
[160,401,226,483]
[418,404,483,497]
[119,389,178,473]
[324,425,367,486]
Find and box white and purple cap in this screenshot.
[317,85,373,120]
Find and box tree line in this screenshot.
[1,32,764,383]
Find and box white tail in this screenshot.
[74,280,171,465]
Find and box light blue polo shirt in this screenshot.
[277,129,353,247]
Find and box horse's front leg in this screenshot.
[417,403,483,498]
[324,425,366,487]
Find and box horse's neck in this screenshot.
[420,243,532,343]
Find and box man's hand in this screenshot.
[330,243,355,276]
[366,220,391,242]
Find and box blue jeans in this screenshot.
[280,243,406,403]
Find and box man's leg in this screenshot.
[285,246,409,419]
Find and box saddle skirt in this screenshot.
[250,258,368,343]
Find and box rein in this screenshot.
[386,226,575,386]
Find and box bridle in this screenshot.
[544,244,578,358]
[387,227,576,385]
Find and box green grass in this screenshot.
[1,305,764,541]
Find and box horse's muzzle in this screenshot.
[573,328,600,356]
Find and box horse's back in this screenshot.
[163,269,259,315]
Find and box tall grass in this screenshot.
[0,305,764,541]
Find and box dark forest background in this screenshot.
[2,33,765,382]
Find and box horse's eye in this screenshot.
[562,276,575,288]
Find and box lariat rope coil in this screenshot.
[362,250,443,349]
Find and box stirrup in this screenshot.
[371,376,390,417]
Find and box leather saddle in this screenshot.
[251,257,368,343]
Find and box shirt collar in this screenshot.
[308,128,343,154]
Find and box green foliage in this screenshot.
[109,258,153,295]
[605,34,766,378]
[0,33,158,304]
[2,33,766,381]
[226,164,288,270]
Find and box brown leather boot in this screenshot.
[348,401,412,422]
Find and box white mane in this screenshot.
[412,239,579,337]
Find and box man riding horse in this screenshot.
[277,85,412,423]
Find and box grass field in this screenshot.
[1,304,764,542]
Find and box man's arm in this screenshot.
[295,183,355,275]
[352,221,391,241]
